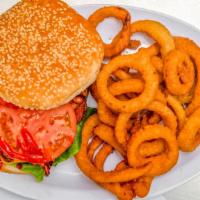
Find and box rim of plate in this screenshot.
[0,3,200,200]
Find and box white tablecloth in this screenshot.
[1,0,200,199]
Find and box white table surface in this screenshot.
[1,0,200,200]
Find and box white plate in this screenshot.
[0,2,200,200]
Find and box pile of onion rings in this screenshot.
[75,6,200,200]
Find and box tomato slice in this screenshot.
[26,104,77,161]
[0,99,77,162]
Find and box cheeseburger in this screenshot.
[0,0,103,180]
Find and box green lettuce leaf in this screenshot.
[20,163,45,182]
[53,107,96,166]
[9,162,45,182]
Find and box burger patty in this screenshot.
[70,90,88,123]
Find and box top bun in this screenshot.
[0,0,103,110]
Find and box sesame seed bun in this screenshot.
[0,0,104,110]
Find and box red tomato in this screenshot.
[0,99,77,162]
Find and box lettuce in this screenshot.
[53,107,96,166]
[9,162,45,182]
[20,163,45,182]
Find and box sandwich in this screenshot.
[0,0,103,181]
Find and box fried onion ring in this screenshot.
[94,124,125,156]
[115,160,128,171]
[109,78,166,104]
[109,79,143,96]
[155,89,167,105]
[94,146,134,200]
[98,100,117,127]
[127,125,179,176]
[113,69,139,80]
[130,112,162,134]
[151,56,163,73]
[113,69,133,80]
[129,40,141,49]
[75,114,152,183]
[115,101,177,147]
[175,89,194,104]
[100,182,134,200]
[178,107,200,152]
[174,37,200,115]
[138,43,160,57]
[147,101,177,133]
[96,52,159,113]
[88,136,103,161]
[139,139,165,157]
[131,20,175,57]
[167,95,186,130]
[94,143,113,170]
[111,160,153,198]
[164,49,195,96]
[148,113,161,124]
[90,82,101,101]
[133,176,153,198]
[88,6,131,58]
